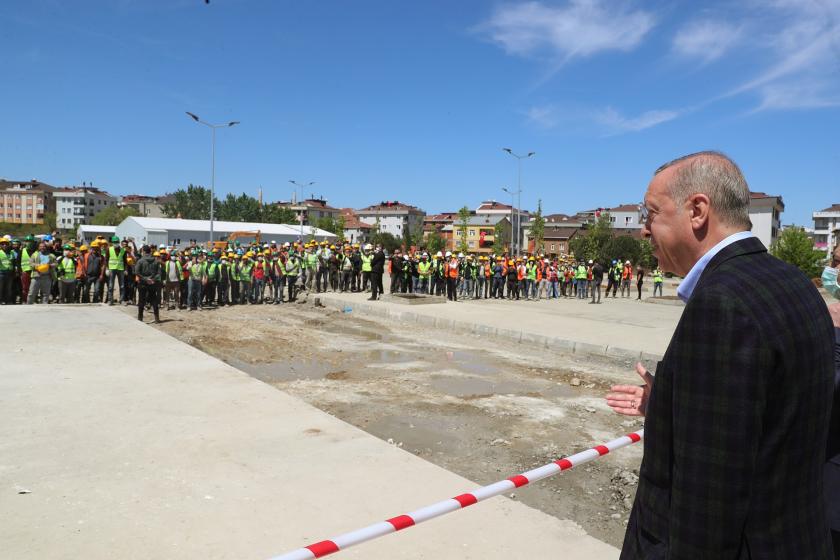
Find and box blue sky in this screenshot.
[2,0,839,226]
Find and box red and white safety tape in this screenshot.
[269,429,644,560]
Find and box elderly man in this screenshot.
[607,152,835,558]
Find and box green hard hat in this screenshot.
[24,234,35,241]
[111,235,120,242]
[63,244,72,250]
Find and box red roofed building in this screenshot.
[356,200,425,240]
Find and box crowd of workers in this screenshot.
[0,234,664,321]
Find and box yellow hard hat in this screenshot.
[330,244,336,249]
[508,260,514,265]
[36,263,50,273]
[79,245,88,251]
[153,251,160,257]
[127,256,135,265]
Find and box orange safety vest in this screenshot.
[484,263,491,278]
[517,265,525,281]
[447,259,459,279]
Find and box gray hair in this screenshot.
[655,151,752,230]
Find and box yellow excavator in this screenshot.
[206,230,261,251]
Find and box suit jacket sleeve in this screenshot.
[669,284,771,556]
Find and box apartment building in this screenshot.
[813,203,840,256]
[356,200,425,239]
[55,186,117,230]
[0,179,56,224]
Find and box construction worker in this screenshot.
[491,256,505,299]
[238,254,253,305]
[443,251,458,301]
[0,237,13,304]
[55,245,76,304]
[304,244,318,292]
[284,250,301,302]
[164,252,183,310]
[27,240,56,304]
[350,244,362,292]
[611,260,622,298]
[636,263,645,300]
[590,259,604,304]
[19,235,37,304]
[360,244,372,292]
[652,266,664,297]
[575,261,587,299]
[621,260,633,298]
[105,235,126,305]
[253,254,267,303]
[188,253,207,310]
[369,244,386,301]
[205,252,221,306]
[506,258,519,300]
[390,249,403,294]
[517,258,527,299]
[339,247,353,292]
[135,245,163,323]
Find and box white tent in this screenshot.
[115,217,337,248]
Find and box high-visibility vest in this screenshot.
[21,248,31,272]
[230,263,241,281]
[108,247,126,271]
[0,249,11,272]
[207,262,219,281]
[59,257,76,280]
[653,270,663,283]
[165,260,184,280]
[447,259,459,279]
[285,257,300,275]
[190,262,205,278]
[360,253,372,272]
[305,253,318,269]
[526,263,536,280]
[418,261,431,278]
[239,263,253,279]
[485,263,492,278]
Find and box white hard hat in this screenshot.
[158,244,165,249]
[283,242,290,247]
[588,259,593,264]
[445,251,452,257]
[365,243,373,250]
[403,255,409,260]
[625,260,631,264]
[457,253,463,258]
[422,252,428,257]
[436,251,443,257]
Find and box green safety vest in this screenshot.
[239,263,253,279]
[653,271,663,283]
[360,253,372,272]
[0,249,11,272]
[613,266,622,280]
[576,265,587,280]
[305,253,318,269]
[230,262,241,281]
[190,262,205,278]
[165,260,183,280]
[59,256,76,280]
[418,261,431,277]
[526,264,536,280]
[20,248,31,272]
[108,247,126,271]
[207,262,219,281]
[285,258,300,275]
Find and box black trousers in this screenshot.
[371,272,384,299]
[0,272,12,304]
[390,273,400,293]
[446,277,457,301]
[137,283,160,320]
[286,275,297,301]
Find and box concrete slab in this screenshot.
[318,291,681,361]
[0,306,619,560]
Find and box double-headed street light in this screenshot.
[186,112,239,243]
[502,148,535,256]
[289,180,315,240]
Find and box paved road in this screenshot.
[0,305,619,559]
[317,287,684,360]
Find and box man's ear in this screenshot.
[688,193,711,231]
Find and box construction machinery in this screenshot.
[206,230,261,251]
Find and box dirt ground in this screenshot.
[123,298,647,548]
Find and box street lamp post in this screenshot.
[501,186,518,255]
[289,180,315,241]
[186,112,239,243]
[502,148,535,256]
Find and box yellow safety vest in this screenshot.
[108,247,126,271]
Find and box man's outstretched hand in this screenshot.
[606,362,653,417]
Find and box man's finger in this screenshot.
[610,384,644,395]
[607,405,642,417]
[635,362,654,386]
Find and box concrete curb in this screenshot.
[319,295,664,363]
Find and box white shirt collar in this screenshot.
[676,231,755,303]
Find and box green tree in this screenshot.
[91,205,139,226]
[216,193,262,222]
[260,204,297,224]
[315,216,338,234]
[44,211,57,231]
[770,226,826,278]
[457,205,470,254]
[334,215,345,241]
[162,184,218,220]
[370,231,401,253]
[425,229,446,254]
[494,219,509,252]
[569,213,613,261]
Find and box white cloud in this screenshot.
[673,19,742,63]
[595,107,681,133]
[731,0,840,111]
[479,0,655,63]
[525,105,559,128]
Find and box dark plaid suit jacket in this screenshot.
[621,236,836,559]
